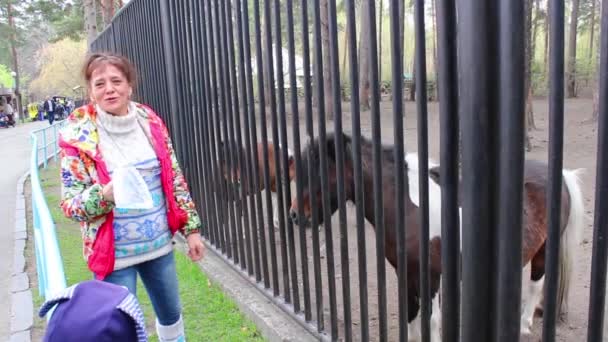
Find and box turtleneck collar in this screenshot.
[95,102,138,135]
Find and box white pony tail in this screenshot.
[557,168,586,320]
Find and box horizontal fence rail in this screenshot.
[30,121,68,318]
[92,0,608,341]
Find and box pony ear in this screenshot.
[429,166,441,185]
[325,134,337,162]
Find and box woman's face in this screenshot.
[89,64,132,115]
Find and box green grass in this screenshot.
[29,162,265,342]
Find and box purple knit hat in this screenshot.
[39,280,147,342]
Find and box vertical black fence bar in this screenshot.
[234,0,258,277]
[225,0,247,272]
[186,0,205,238]
[159,0,182,182]
[413,0,432,339]
[327,0,352,339]
[345,0,369,338]
[129,5,141,99]
[177,1,191,177]
[135,2,150,104]
[217,0,239,263]
[146,1,162,116]
[174,0,189,188]
[365,0,388,339]
[494,0,526,340]
[214,0,231,256]
[205,0,227,253]
[389,0,408,340]
[168,0,186,165]
[311,0,338,337]
[181,1,197,195]
[211,0,232,258]
[240,0,266,283]
[137,2,151,106]
[436,0,460,336]
[185,1,199,187]
[186,0,201,225]
[136,2,148,101]
[206,0,223,250]
[176,0,190,172]
[542,0,566,338]
[221,0,241,264]
[458,0,500,340]
[203,4,222,250]
[274,0,300,312]
[285,0,311,320]
[197,0,219,247]
[252,0,276,291]
[189,0,210,242]
[587,1,608,339]
[262,0,288,299]
[154,0,171,125]
[300,0,324,331]
[271,0,297,305]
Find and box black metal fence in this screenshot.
[91,0,608,341]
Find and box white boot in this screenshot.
[156,315,186,342]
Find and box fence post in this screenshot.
[158,0,181,158]
[42,130,48,169]
[53,124,58,163]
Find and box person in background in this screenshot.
[58,52,205,342]
[4,99,15,126]
[37,102,45,121]
[44,96,54,125]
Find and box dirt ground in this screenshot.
[213,97,600,341]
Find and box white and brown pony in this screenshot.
[289,131,585,341]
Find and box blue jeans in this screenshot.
[100,251,182,326]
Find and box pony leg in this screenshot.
[408,314,422,342]
[521,275,544,335]
[430,294,442,342]
[271,193,280,228]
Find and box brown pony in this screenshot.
[219,140,296,225]
[219,140,295,193]
[289,132,585,340]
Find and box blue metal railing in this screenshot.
[30,121,68,316]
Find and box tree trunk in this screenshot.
[262,6,271,108]
[359,0,371,110]
[100,0,115,28]
[341,26,348,80]
[543,0,549,79]
[525,93,533,151]
[84,0,98,48]
[320,0,333,118]
[592,86,599,121]
[531,0,540,61]
[431,0,438,101]
[7,0,22,121]
[566,0,580,98]
[378,0,383,86]
[588,0,596,61]
[590,39,600,121]
[399,0,405,106]
[525,0,537,145]
[407,1,415,101]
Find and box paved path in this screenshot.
[0,121,49,340]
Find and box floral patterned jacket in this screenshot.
[59,103,201,279]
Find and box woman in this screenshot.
[59,52,205,342]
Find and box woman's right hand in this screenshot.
[102,182,114,202]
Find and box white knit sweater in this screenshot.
[96,103,173,271]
